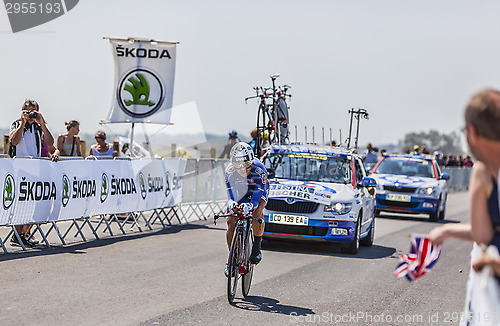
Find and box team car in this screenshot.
[370,154,450,221]
[262,144,377,254]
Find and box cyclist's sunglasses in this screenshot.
[233,161,252,170]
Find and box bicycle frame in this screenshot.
[214,212,263,303]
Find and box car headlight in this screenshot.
[417,186,437,196]
[324,202,353,215]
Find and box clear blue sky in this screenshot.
[1,0,500,147]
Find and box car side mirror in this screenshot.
[360,176,377,187]
[440,173,450,180]
[267,168,276,179]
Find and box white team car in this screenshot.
[262,144,377,254]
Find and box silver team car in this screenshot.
[262,144,377,254]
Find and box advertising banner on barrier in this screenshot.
[161,158,186,208]
[0,158,186,226]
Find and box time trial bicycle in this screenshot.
[214,211,264,304]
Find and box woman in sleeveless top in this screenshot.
[88,130,115,157]
[56,120,81,157]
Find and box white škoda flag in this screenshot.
[105,37,178,124]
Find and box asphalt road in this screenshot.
[0,191,472,326]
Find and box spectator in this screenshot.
[331,140,337,147]
[446,154,457,167]
[434,152,444,166]
[412,145,420,155]
[41,141,60,161]
[364,143,378,164]
[249,128,258,152]
[463,155,474,168]
[429,89,500,315]
[458,154,464,167]
[422,147,430,155]
[88,131,115,157]
[57,120,82,157]
[381,149,387,157]
[9,99,57,247]
[219,130,238,159]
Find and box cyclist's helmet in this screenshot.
[228,130,238,139]
[230,142,254,169]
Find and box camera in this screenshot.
[28,110,38,119]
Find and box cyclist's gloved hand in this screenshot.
[241,203,253,215]
[227,200,238,212]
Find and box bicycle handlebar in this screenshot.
[213,212,264,225]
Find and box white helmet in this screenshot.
[230,142,254,169]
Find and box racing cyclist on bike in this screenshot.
[224,142,269,275]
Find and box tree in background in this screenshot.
[402,130,462,155]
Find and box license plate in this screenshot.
[269,214,308,226]
[387,193,411,202]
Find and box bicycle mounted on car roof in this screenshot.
[245,74,291,157]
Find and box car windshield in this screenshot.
[373,157,435,178]
[265,153,352,184]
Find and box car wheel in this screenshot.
[429,198,440,222]
[360,219,374,247]
[342,215,361,254]
[438,197,446,220]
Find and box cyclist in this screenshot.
[224,142,269,275]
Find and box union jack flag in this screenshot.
[394,234,441,282]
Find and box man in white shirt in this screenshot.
[9,99,57,247]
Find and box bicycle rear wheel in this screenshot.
[227,230,242,304]
[276,97,289,143]
[242,232,254,297]
[255,104,263,157]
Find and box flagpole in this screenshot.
[129,122,135,157]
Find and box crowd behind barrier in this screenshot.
[0,157,471,253]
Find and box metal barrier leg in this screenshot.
[109,214,126,235]
[161,208,174,226]
[11,226,27,251]
[148,209,162,226]
[51,221,67,245]
[139,211,153,230]
[190,203,205,221]
[62,220,76,239]
[171,206,185,224]
[122,212,142,232]
[176,205,190,224]
[31,223,51,248]
[83,217,100,240]
[0,233,7,253]
[93,215,106,234]
[74,219,87,241]
[101,215,115,236]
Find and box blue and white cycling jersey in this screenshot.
[224,158,269,210]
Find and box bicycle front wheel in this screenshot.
[242,262,254,297]
[242,232,254,297]
[227,230,242,304]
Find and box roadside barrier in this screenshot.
[441,167,472,192]
[0,155,187,252]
